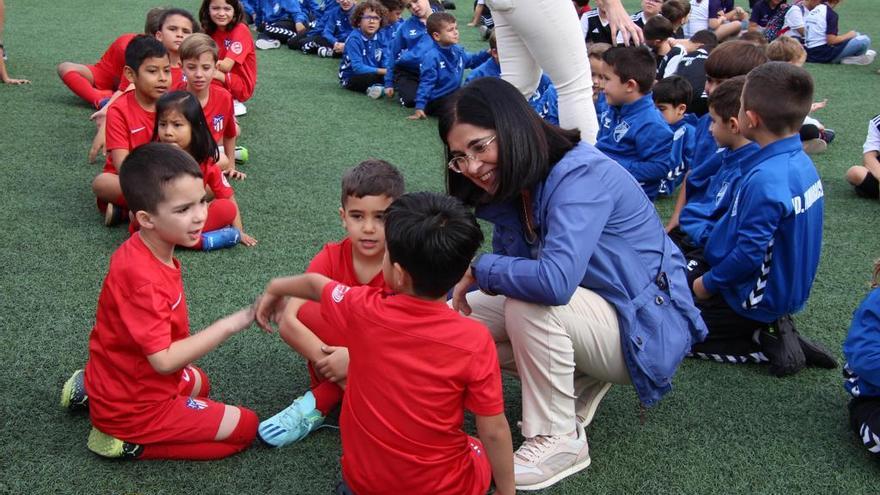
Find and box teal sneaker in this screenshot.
[258,391,325,447]
[87,428,143,459]
[234,145,249,164]
[60,369,89,410]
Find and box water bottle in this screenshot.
[201,227,240,251]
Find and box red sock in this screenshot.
[191,199,238,249]
[113,194,128,209]
[312,379,343,416]
[139,408,257,461]
[61,72,111,107]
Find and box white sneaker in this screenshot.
[514,423,591,491]
[317,46,334,58]
[841,50,876,65]
[233,99,247,116]
[365,84,384,99]
[256,38,281,50]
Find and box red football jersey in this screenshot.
[320,282,504,495]
[84,233,191,438]
[93,33,136,89]
[211,23,257,97]
[175,83,236,145]
[103,91,155,173]
[200,159,234,200]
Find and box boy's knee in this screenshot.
[228,407,258,448]
[845,166,867,185]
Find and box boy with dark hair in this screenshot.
[62,143,258,460]
[653,75,695,196]
[409,12,489,119]
[659,30,717,115]
[691,62,836,376]
[258,160,405,447]
[596,46,674,200]
[91,35,171,226]
[255,191,514,495]
[661,0,690,37]
[643,14,676,68]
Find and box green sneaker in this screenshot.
[234,146,249,164]
[60,369,88,410]
[87,428,143,459]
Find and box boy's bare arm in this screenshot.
[147,305,255,375]
[475,413,515,495]
[278,297,328,363]
[666,176,687,232]
[255,273,333,332]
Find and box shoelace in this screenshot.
[276,401,306,431]
[515,435,560,463]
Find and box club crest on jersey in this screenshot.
[186,397,208,410]
[332,284,351,303]
[230,41,243,55]
[375,49,383,61]
[409,29,418,36]
[613,121,630,142]
[213,114,224,133]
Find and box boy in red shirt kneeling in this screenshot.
[256,192,515,495]
[64,143,258,460]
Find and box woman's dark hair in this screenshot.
[439,78,580,205]
[153,91,219,165]
[200,0,244,34]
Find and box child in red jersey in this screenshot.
[91,35,170,227]
[200,0,257,115]
[256,192,515,495]
[74,143,258,460]
[178,33,242,176]
[153,91,257,247]
[256,159,404,448]
[56,8,165,109]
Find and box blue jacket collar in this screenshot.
[742,135,802,173]
[612,92,656,117]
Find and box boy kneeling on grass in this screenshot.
[61,143,258,460]
[256,192,514,495]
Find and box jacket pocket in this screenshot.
[627,283,692,388]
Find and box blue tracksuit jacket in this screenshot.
[253,0,306,25]
[844,288,880,398]
[596,93,675,200]
[702,135,824,323]
[378,19,403,49]
[339,30,386,85]
[321,3,355,44]
[415,43,490,110]
[657,119,695,196]
[465,58,558,124]
[383,13,438,87]
[473,142,707,407]
[679,142,759,247]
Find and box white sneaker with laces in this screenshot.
[514,423,591,491]
[365,84,384,99]
[256,38,281,50]
[233,99,247,116]
[841,50,876,65]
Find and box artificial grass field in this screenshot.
[1,0,879,492]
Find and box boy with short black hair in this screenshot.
[691,62,836,377]
[65,143,258,460]
[258,160,404,448]
[596,45,674,200]
[661,0,690,37]
[255,191,514,495]
[653,75,695,196]
[91,35,171,226]
[409,12,489,119]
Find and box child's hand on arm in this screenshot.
[315,345,349,384]
[223,167,247,180]
[333,42,345,53]
[216,58,235,73]
[810,99,828,113]
[89,122,107,163]
[256,274,333,332]
[475,413,515,495]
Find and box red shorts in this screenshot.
[86,64,120,91]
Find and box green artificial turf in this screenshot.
[1,0,879,493]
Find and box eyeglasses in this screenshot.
[447,135,496,173]
[362,15,381,21]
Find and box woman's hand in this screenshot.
[600,0,644,46]
[451,267,476,316]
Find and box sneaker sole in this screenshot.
[802,138,827,155]
[577,382,612,429]
[515,455,592,491]
[60,369,85,409]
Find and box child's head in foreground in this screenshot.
[704,40,768,96]
[601,45,656,106]
[124,35,171,101]
[766,36,807,66]
[382,192,483,299]
[340,160,406,260]
[154,90,219,165]
[427,12,459,46]
[706,75,747,148]
[588,42,612,101]
[653,75,692,125]
[120,143,206,247]
[740,62,813,141]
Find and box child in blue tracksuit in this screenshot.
[383,0,441,108]
[377,0,404,47]
[843,262,880,456]
[690,62,836,377]
[652,76,695,197]
[256,0,310,45]
[289,0,357,57]
[465,31,558,125]
[339,1,389,93]
[596,46,674,200]
[409,13,489,119]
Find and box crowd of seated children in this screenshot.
[258,160,404,448]
[288,0,357,58]
[252,0,317,49]
[804,0,875,65]
[384,0,441,108]
[684,0,747,41]
[201,0,257,115]
[409,12,489,119]
[596,45,674,201]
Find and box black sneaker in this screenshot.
[797,334,838,369]
[60,369,89,410]
[759,315,806,377]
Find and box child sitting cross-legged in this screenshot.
[409,12,490,120]
[339,1,390,96]
[257,160,404,447]
[60,143,258,460]
[596,45,674,201]
[255,191,514,494]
